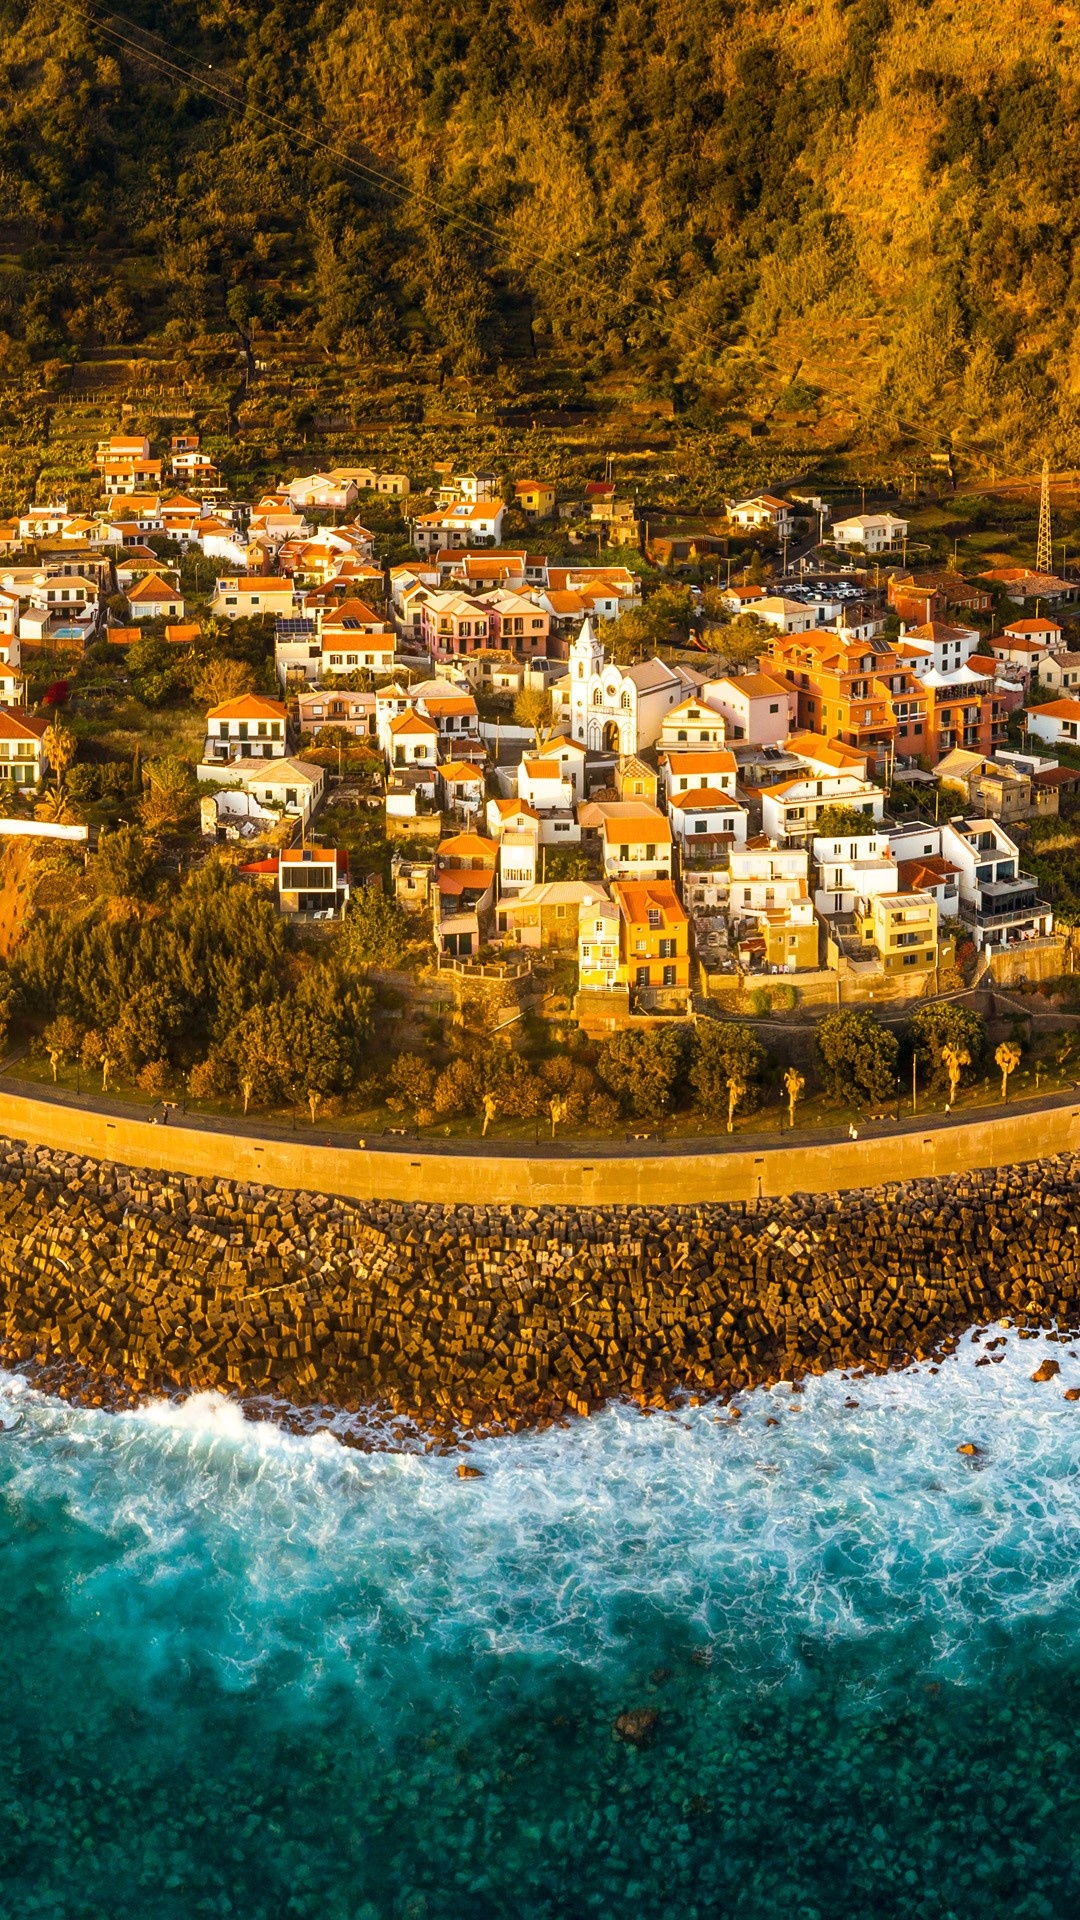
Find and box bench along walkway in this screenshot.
[2,1074,1080,1205]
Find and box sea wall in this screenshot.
[4,1083,1080,1204]
[1,1137,1079,1437]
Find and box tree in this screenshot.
[816,1010,899,1102]
[92,824,156,899]
[996,1040,1022,1101]
[813,803,877,838]
[596,1026,686,1118]
[784,1066,805,1128]
[941,1044,970,1107]
[386,1053,437,1124]
[0,968,15,1059]
[688,1020,766,1116]
[340,887,413,968]
[42,720,76,787]
[908,1002,985,1088]
[193,656,256,710]
[138,757,197,835]
[34,787,81,825]
[712,613,773,669]
[513,687,553,745]
[43,1013,81,1081]
[544,845,590,882]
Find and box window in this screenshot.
[662,965,677,987]
[695,820,707,835]
[659,938,675,959]
[618,845,630,861]
[636,965,651,986]
[645,844,656,860]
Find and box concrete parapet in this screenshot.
[3,1084,1080,1206]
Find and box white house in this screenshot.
[727,494,795,538]
[940,817,1052,950]
[811,829,897,916]
[668,791,748,852]
[832,512,908,553]
[590,803,672,880]
[411,500,506,555]
[1026,699,1080,748]
[127,573,183,621]
[287,473,358,511]
[751,596,821,634]
[761,772,886,841]
[0,709,47,785]
[498,824,539,895]
[660,749,738,801]
[386,710,439,768]
[200,758,326,832]
[531,734,588,801]
[518,755,575,812]
[201,694,288,768]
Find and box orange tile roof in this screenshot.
[660,749,737,774]
[600,812,673,845]
[127,573,180,602]
[0,710,46,741]
[612,878,688,925]
[388,711,438,734]
[1029,698,1080,720]
[207,694,287,721]
[670,787,740,810]
[439,760,484,783]
[437,832,498,860]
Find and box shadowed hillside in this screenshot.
[5,0,1080,457]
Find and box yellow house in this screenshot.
[210,576,297,620]
[514,480,556,520]
[614,755,658,806]
[863,890,938,974]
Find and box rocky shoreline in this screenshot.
[0,1138,1078,1445]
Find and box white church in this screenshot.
[564,619,708,755]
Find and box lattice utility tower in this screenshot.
[1037,456,1054,575]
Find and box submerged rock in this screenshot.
[613,1709,658,1748]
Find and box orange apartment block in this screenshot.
[767,628,1003,768]
[765,630,907,768]
[611,878,690,997]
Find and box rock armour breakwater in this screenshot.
[1,1139,1080,1436]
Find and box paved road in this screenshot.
[5,1071,1080,1165]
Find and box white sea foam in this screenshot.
[1,1332,1079,1699]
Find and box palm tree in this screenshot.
[783,1067,805,1130]
[941,1045,970,1109]
[995,1041,1022,1102]
[726,1074,746,1134]
[34,786,81,825]
[42,720,76,788]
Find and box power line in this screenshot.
[61,0,550,269]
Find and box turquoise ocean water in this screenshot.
[1,1332,1079,1919]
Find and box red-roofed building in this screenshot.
[202,694,288,764]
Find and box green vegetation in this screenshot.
[908,1003,986,1089]
[816,1010,899,1104]
[8,0,1080,462]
